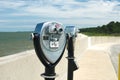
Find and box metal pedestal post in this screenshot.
[41,66,57,80]
[67,36,78,80]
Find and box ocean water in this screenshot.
[0,32,33,57]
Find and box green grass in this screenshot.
[81,32,120,36]
[0,32,34,57]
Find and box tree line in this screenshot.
[79,21,120,35]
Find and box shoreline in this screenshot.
[0,49,35,65]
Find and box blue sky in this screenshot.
[0,0,120,32]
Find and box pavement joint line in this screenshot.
[107,49,118,76]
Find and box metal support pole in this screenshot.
[41,66,57,80]
[67,36,78,80]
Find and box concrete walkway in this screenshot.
[0,34,119,80]
[74,48,118,80]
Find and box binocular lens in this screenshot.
[54,28,57,32]
[59,28,63,32]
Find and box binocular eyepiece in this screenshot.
[48,23,63,34]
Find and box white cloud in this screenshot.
[1,0,119,18]
[0,0,120,29]
[21,0,120,18]
[0,1,26,9]
[0,20,8,23]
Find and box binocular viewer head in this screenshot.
[32,21,66,65]
[32,21,79,66]
[47,22,63,34]
[65,26,78,38]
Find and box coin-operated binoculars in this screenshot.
[32,21,66,80]
[65,26,79,80]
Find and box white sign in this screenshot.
[50,41,59,48]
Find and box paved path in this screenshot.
[74,48,117,80]
[88,43,120,74]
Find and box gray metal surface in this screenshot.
[39,22,66,63]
